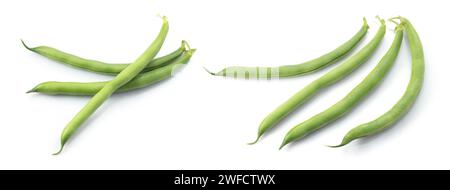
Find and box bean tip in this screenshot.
[278,142,287,150]
[188,49,197,56]
[362,17,368,27]
[26,86,37,93]
[388,18,401,26]
[376,16,385,25]
[326,144,344,148]
[21,39,34,51]
[182,40,191,52]
[203,67,217,76]
[247,136,261,145]
[157,14,168,22]
[52,146,64,155]
[389,16,402,20]
[327,138,351,148]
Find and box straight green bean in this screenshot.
[206,18,369,79]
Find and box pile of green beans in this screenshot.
[206,16,424,149]
[25,16,195,154]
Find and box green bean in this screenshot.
[279,24,403,149]
[21,39,186,75]
[250,18,386,145]
[205,18,369,79]
[329,17,424,148]
[28,49,195,96]
[53,16,169,155]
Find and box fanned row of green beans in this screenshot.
[25,17,195,154]
[206,16,424,149]
[26,16,423,153]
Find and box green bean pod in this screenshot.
[280,24,404,149]
[22,40,187,75]
[330,17,424,148]
[28,49,195,96]
[250,18,386,145]
[206,18,369,79]
[54,16,169,154]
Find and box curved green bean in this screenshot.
[250,18,386,145]
[54,16,169,155]
[280,24,404,149]
[205,18,369,79]
[28,49,195,96]
[21,39,187,75]
[330,17,424,148]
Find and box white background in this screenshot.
[0,0,448,169]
